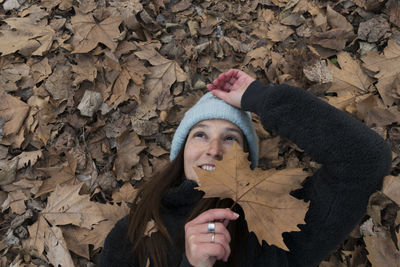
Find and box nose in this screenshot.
[206,139,223,160]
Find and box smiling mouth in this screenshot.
[199,165,216,171]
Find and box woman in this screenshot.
[99,69,392,267]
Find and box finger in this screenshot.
[192,243,229,261]
[188,233,230,250]
[186,222,231,242]
[206,84,216,91]
[213,76,226,88]
[193,233,231,260]
[188,208,239,225]
[225,69,239,79]
[222,218,230,228]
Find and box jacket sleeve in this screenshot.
[98,216,137,267]
[241,81,392,266]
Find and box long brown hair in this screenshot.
[128,143,250,267]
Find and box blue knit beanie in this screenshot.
[170,92,259,168]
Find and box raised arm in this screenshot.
[208,70,392,266]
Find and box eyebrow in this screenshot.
[191,124,243,135]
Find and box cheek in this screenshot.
[184,142,201,164]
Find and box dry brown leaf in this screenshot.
[44,64,72,101]
[1,190,26,214]
[259,137,280,161]
[35,164,78,197]
[364,231,400,267]
[144,219,159,237]
[2,179,42,196]
[0,158,18,186]
[80,202,129,250]
[30,58,52,84]
[106,54,150,107]
[15,150,42,170]
[109,0,143,30]
[362,39,400,106]
[326,5,353,33]
[42,183,104,229]
[195,142,309,250]
[71,55,97,86]
[61,225,91,259]
[267,23,294,42]
[0,63,30,93]
[243,45,271,67]
[112,182,138,203]
[171,0,191,12]
[147,143,168,157]
[327,52,373,99]
[355,95,399,127]
[397,227,400,251]
[381,175,400,206]
[113,131,146,181]
[134,46,186,119]
[71,14,123,53]
[310,29,354,51]
[388,0,400,27]
[0,10,55,56]
[0,93,29,138]
[40,0,73,11]
[77,0,97,13]
[25,216,75,266]
[143,57,187,95]
[308,5,355,51]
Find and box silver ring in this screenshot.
[207,222,215,233]
[211,232,215,243]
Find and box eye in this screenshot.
[194,132,206,138]
[224,135,237,142]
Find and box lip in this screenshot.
[197,163,216,171]
[197,163,215,168]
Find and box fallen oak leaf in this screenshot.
[195,142,310,250]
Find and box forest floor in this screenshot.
[0,0,399,266]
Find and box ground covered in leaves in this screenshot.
[0,0,399,266]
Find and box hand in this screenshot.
[184,208,239,267]
[206,69,255,109]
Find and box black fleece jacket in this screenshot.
[99,81,392,267]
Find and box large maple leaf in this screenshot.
[194,142,310,250]
[71,14,123,53]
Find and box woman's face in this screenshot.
[184,119,244,182]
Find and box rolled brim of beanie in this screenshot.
[170,92,259,168]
